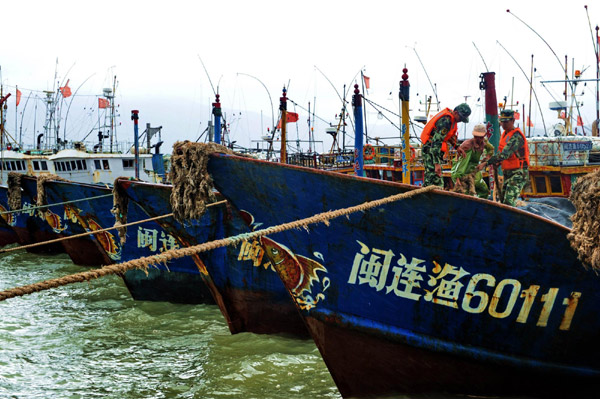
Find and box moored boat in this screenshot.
[116,177,310,337]
[203,149,600,398]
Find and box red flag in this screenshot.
[60,79,72,98]
[577,115,584,126]
[276,112,299,129]
[514,111,520,120]
[527,117,534,127]
[560,111,566,119]
[98,98,110,109]
[363,75,370,89]
[16,89,21,106]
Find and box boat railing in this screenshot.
[17,140,154,156]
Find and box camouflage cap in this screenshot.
[454,103,471,123]
[499,109,515,121]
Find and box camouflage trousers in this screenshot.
[501,168,529,206]
[423,148,443,187]
[452,172,489,199]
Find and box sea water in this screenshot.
[0,249,340,398]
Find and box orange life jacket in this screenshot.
[420,108,458,153]
[499,127,529,170]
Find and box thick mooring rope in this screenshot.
[36,174,69,208]
[0,185,436,302]
[7,172,22,210]
[567,168,600,271]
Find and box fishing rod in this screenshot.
[473,42,490,73]
[506,9,566,76]
[506,7,584,120]
[63,73,96,144]
[497,40,547,135]
[409,45,440,110]
[584,5,599,122]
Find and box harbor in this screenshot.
[2,1,600,398]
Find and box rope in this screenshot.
[0,185,436,302]
[0,193,114,216]
[0,199,228,255]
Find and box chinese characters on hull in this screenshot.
[349,240,581,331]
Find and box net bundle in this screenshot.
[169,141,233,222]
[568,168,600,271]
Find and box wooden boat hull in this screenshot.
[118,179,310,338]
[206,153,600,398]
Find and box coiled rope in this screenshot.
[567,168,600,271]
[0,185,436,302]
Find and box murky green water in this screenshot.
[0,249,340,398]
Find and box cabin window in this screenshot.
[76,160,83,170]
[70,160,76,170]
[65,162,72,171]
[41,161,48,171]
[10,161,16,170]
[33,161,40,171]
[56,162,62,172]
[549,176,563,194]
[5,162,11,171]
[81,160,87,170]
[94,160,101,170]
[102,159,110,170]
[534,176,547,194]
[122,159,134,169]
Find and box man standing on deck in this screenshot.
[421,103,471,187]
[477,109,529,206]
[451,124,494,198]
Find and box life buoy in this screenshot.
[363,144,375,161]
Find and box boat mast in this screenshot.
[400,67,411,184]
[279,87,288,163]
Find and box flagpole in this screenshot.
[15,86,18,148]
[400,67,411,184]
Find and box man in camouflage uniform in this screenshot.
[451,124,494,198]
[421,103,471,187]
[477,109,529,206]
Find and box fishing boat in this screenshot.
[115,177,310,337]
[0,82,167,250]
[202,149,600,398]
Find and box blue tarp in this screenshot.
[517,197,575,228]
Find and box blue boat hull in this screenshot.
[0,179,64,254]
[117,179,310,338]
[41,179,216,305]
[206,153,600,398]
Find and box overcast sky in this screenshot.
[1,0,599,153]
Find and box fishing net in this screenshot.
[567,169,600,271]
[169,141,233,222]
[111,177,131,244]
[7,172,22,211]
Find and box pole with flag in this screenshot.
[400,67,411,184]
[279,87,288,163]
[131,110,140,180]
[212,94,222,145]
[353,84,364,177]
